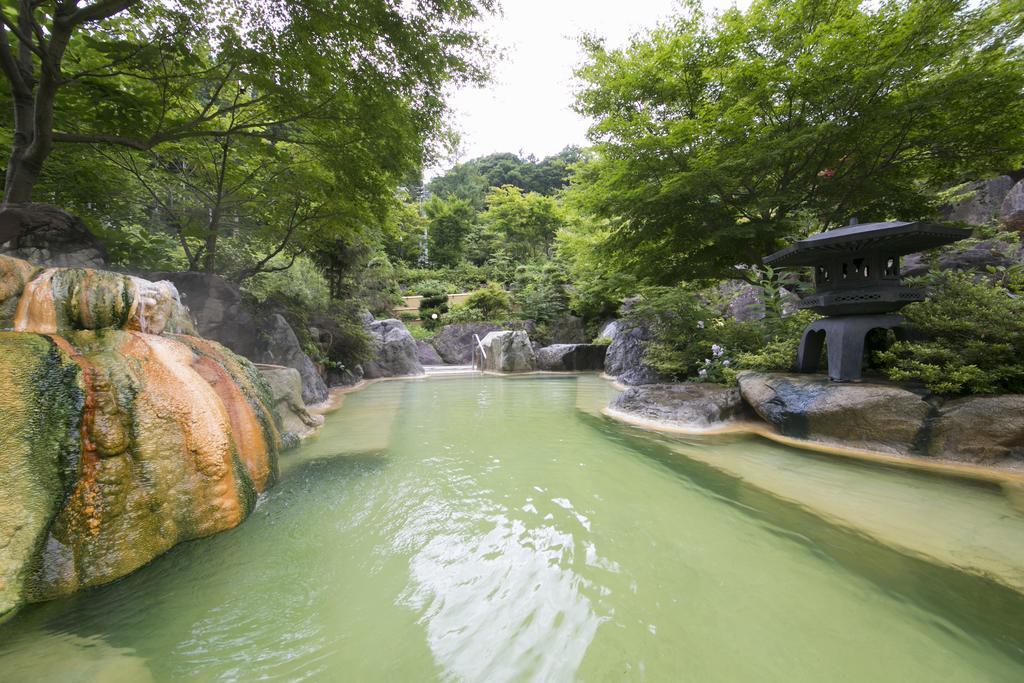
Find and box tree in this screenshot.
[570,0,1024,283]
[427,147,584,208]
[481,185,565,261]
[424,195,475,267]
[382,190,428,267]
[0,0,496,206]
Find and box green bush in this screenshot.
[242,256,332,313]
[419,288,449,330]
[463,282,511,319]
[510,262,569,324]
[875,272,1024,394]
[632,284,815,384]
[408,324,435,342]
[398,310,420,323]
[441,303,490,324]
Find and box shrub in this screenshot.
[511,262,569,325]
[875,272,1024,394]
[408,324,435,342]
[441,303,490,324]
[462,282,511,319]
[419,288,449,330]
[632,284,815,384]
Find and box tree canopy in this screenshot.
[568,0,1024,283]
[0,0,496,277]
[427,146,584,208]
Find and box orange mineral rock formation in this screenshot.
[0,256,283,618]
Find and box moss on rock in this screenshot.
[0,333,82,621]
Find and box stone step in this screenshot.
[424,364,478,376]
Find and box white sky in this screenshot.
[429,0,751,176]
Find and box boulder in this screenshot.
[327,363,364,387]
[536,343,607,371]
[253,313,328,405]
[598,319,619,341]
[609,383,750,428]
[941,176,1015,226]
[929,395,1024,465]
[0,258,282,620]
[431,322,502,364]
[719,279,800,321]
[362,318,425,379]
[416,339,444,365]
[145,271,260,358]
[604,320,663,385]
[0,204,107,269]
[901,238,1022,278]
[737,372,930,455]
[549,314,587,344]
[478,330,536,373]
[257,365,325,446]
[0,334,81,620]
[1001,179,1024,231]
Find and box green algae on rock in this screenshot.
[0,333,83,620]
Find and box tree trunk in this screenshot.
[203,222,219,273]
[3,75,38,205]
[4,153,42,204]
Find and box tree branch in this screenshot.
[63,1,138,28]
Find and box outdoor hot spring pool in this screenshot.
[2,375,1024,682]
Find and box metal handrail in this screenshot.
[473,333,487,370]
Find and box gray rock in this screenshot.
[417,339,444,365]
[737,372,930,455]
[1001,179,1024,231]
[479,330,536,373]
[901,238,1022,277]
[145,271,261,358]
[363,319,425,379]
[327,364,363,388]
[431,322,502,364]
[0,203,107,269]
[604,320,663,385]
[536,344,607,371]
[549,315,587,344]
[598,320,619,341]
[718,280,800,321]
[929,394,1024,465]
[610,383,749,428]
[942,176,1015,226]
[254,314,329,405]
[257,365,324,446]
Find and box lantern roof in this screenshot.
[763,221,970,267]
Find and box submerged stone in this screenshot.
[610,383,749,429]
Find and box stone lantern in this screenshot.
[763,220,970,381]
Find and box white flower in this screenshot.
[703,358,711,365]
[697,320,705,329]
[722,360,731,367]
[698,368,708,378]
[711,344,724,357]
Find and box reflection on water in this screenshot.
[1,375,1023,682]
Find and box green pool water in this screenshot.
[2,375,1024,682]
